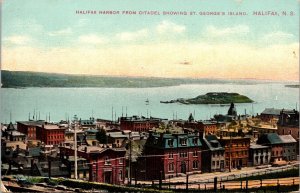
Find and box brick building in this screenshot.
[120,116,162,132]
[219,136,250,170]
[183,121,219,136]
[36,124,65,145]
[17,121,45,140]
[60,145,126,184]
[277,109,299,141]
[136,133,202,180]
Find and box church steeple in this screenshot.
[228,102,237,117]
[188,113,194,122]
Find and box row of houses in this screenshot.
[1,106,299,185]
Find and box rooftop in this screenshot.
[250,144,270,149]
[278,135,297,143]
[17,120,45,126]
[261,108,282,115]
[43,124,64,130]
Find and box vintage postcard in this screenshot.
[1,0,299,192]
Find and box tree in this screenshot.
[96,128,107,144]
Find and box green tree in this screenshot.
[96,128,107,144]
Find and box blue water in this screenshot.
[0,83,298,123]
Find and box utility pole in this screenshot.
[74,118,78,180]
[128,131,132,185]
[229,132,232,172]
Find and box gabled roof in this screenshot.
[279,135,297,143]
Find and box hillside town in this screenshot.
[1,103,299,191]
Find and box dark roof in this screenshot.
[202,135,224,151]
[261,108,282,115]
[257,133,283,145]
[146,133,202,149]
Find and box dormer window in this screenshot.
[168,139,174,147]
[180,138,187,146]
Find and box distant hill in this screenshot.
[1,70,268,88]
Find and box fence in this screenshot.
[145,164,299,192]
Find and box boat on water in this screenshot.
[145,98,149,105]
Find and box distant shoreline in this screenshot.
[1,70,296,88]
[285,85,300,88]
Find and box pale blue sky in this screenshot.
[2,0,299,80]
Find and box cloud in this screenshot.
[4,35,32,45]
[48,28,72,36]
[3,42,298,81]
[262,31,294,44]
[156,20,186,35]
[116,29,149,41]
[205,25,249,37]
[78,34,108,44]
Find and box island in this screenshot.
[160,92,254,104]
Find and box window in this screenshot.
[193,150,198,157]
[193,138,198,145]
[168,139,174,147]
[119,170,123,181]
[212,161,215,166]
[289,130,292,135]
[193,160,198,169]
[105,156,111,165]
[180,138,187,146]
[169,153,174,159]
[168,163,174,171]
[217,161,219,166]
[180,152,187,158]
[119,158,123,164]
